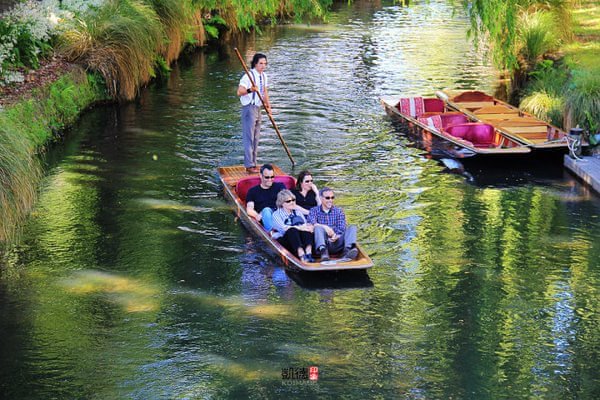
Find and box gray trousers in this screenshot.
[242,104,261,168]
[314,225,357,254]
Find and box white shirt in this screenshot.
[239,69,268,106]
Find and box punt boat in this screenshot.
[380,95,531,158]
[438,90,575,150]
[217,165,374,272]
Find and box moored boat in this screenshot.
[217,165,374,272]
[380,95,531,158]
[438,90,577,150]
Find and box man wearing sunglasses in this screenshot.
[246,164,285,231]
[307,187,358,261]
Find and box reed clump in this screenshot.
[60,0,164,101]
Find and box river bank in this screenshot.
[0,0,331,245]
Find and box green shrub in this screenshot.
[520,91,565,127]
[518,11,560,69]
[565,71,600,132]
[526,60,568,96]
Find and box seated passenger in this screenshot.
[245,164,285,231]
[291,170,321,215]
[308,187,359,261]
[271,190,315,263]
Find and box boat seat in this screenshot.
[439,113,468,128]
[236,175,296,203]
[418,115,443,131]
[396,96,425,117]
[419,111,463,118]
[452,91,494,103]
[445,123,496,147]
[423,98,445,113]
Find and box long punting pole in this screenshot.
[234,48,295,166]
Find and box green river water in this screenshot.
[1,1,599,398]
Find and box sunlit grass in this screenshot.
[572,0,600,37]
[520,91,565,127]
[563,41,600,73]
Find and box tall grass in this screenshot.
[518,11,560,69]
[0,121,40,243]
[520,60,567,126]
[565,71,600,132]
[0,70,106,243]
[146,0,194,65]
[520,91,565,127]
[60,0,163,101]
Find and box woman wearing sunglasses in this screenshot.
[271,189,315,263]
[291,170,321,216]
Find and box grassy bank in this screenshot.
[0,0,332,246]
[518,1,600,135]
[0,67,108,242]
[459,0,599,134]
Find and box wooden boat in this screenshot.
[217,165,374,272]
[438,90,574,149]
[380,95,531,157]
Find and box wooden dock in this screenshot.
[564,154,600,194]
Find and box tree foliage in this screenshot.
[459,0,573,72]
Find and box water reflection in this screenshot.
[1,0,599,398]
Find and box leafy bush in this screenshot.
[526,60,568,95]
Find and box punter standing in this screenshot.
[237,53,271,174]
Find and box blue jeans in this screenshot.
[261,207,274,231]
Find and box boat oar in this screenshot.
[234,47,295,167]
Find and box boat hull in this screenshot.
[380,96,531,158]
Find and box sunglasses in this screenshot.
[323,196,335,200]
[303,179,313,183]
[284,199,296,203]
[263,175,275,179]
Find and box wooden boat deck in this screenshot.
[218,165,374,272]
[441,91,570,149]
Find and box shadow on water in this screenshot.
[286,269,373,290]
[460,151,568,186]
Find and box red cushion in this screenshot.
[236,175,296,203]
[445,123,495,146]
[440,113,468,128]
[423,98,444,113]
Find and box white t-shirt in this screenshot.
[239,69,268,106]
